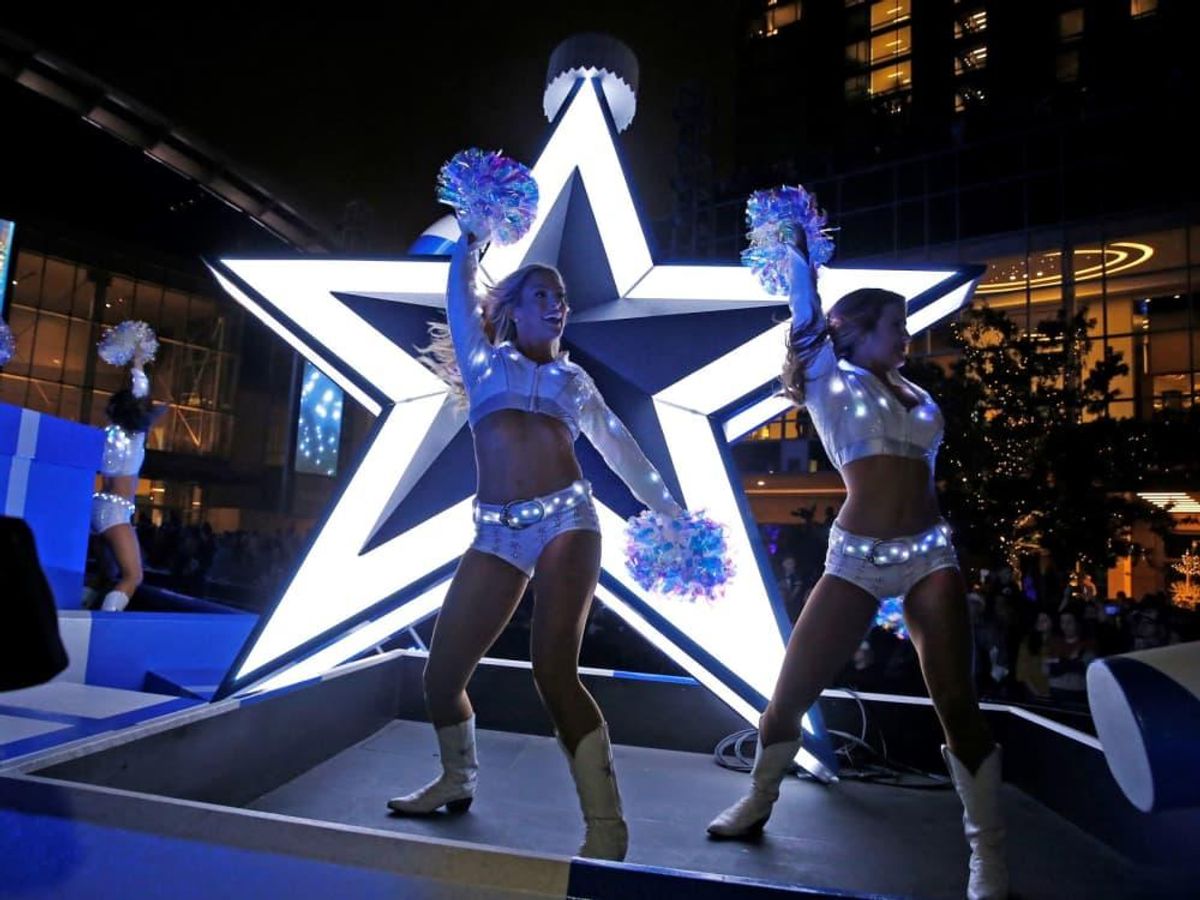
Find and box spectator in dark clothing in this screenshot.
[1083,600,1127,658]
[777,555,805,623]
[1045,610,1095,704]
[1016,611,1053,700]
[1128,594,1170,651]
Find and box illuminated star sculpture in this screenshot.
[209,45,982,781]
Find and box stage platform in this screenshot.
[251,718,1185,899]
[2,650,1196,898]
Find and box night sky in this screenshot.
[5,4,741,249]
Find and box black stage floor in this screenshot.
[248,719,1190,899]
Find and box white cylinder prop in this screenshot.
[1087,643,1200,812]
[544,33,639,133]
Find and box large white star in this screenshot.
[209,77,982,780]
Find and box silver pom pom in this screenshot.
[98,320,159,367]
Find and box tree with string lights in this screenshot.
[1170,546,1200,610]
[905,304,1171,582]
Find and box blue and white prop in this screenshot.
[1087,643,1200,812]
[205,49,980,785]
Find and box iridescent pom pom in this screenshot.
[741,185,835,295]
[98,320,158,367]
[437,148,539,246]
[0,320,15,367]
[625,509,735,602]
[873,596,909,640]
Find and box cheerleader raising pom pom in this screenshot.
[625,509,735,602]
[741,185,835,295]
[436,148,538,245]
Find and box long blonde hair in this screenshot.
[782,287,905,405]
[420,262,564,402]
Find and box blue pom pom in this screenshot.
[873,596,909,640]
[741,185,835,295]
[437,148,538,246]
[624,509,735,602]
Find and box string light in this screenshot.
[296,362,345,477]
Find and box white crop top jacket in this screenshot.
[100,425,146,477]
[790,270,943,473]
[446,242,682,516]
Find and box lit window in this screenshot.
[871,0,911,32]
[1059,9,1084,40]
[870,26,912,63]
[764,1,802,35]
[1057,49,1080,82]
[1131,0,1157,17]
[871,60,912,95]
[954,44,988,75]
[953,9,988,38]
[955,87,986,113]
[846,40,869,66]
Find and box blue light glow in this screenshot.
[0,219,15,312]
[295,361,344,477]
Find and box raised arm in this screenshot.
[787,245,823,332]
[786,245,836,382]
[445,235,491,384]
[130,366,149,399]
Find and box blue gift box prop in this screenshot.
[0,402,105,608]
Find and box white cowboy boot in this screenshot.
[707,736,802,838]
[943,744,1009,900]
[560,724,628,861]
[100,590,130,611]
[388,716,477,815]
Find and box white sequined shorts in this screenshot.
[470,480,600,577]
[91,492,135,534]
[824,520,959,602]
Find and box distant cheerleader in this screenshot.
[91,321,163,612]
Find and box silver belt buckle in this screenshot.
[868,538,910,566]
[501,499,545,529]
